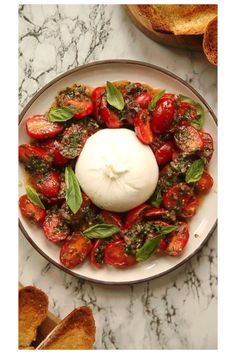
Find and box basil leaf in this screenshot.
[106,81,125,110]
[26,185,45,209]
[185,159,204,183]
[148,90,165,111]
[154,225,178,235]
[83,224,120,239]
[65,166,82,214]
[179,94,204,130]
[48,107,74,122]
[151,190,162,208]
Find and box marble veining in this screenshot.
[19,4,217,349]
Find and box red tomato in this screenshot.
[43,209,70,243]
[133,93,152,109]
[180,197,199,218]
[163,183,193,211]
[104,240,136,268]
[33,171,61,198]
[60,232,92,269]
[155,141,175,166]
[66,99,94,119]
[122,82,143,97]
[19,144,52,172]
[199,132,214,163]
[134,109,153,144]
[19,195,46,224]
[166,222,189,256]
[174,126,203,153]
[26,114,64,140]
[91,86,105,123]
[90,240,104,269]
[151,94,177,133]
[100,96,121,128]
[173,102,197,128]
[100,210,122,228]
[195,171,214,193]
[124,203,151,229]
[59,123,88,159]
[40,139,69,166]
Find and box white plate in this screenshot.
[19,60,217,284]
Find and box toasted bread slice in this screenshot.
[19,286,48,348]
[138,4,217,35]
[19,347,35,350]
[37,306,96,350]
[203,16,218,65]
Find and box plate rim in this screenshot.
[19,59,217,285]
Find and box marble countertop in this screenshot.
[19,4,217,349]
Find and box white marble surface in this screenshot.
[19,4,217,349]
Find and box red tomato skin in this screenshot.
[104,240,136,268]
[26,114,64,139]
[163,183,193,211]
[33,171,61,198]
[124,204,151,229]
[19,195,46,224]
[100,210,123,228]
[155,141,175,166]
[91,87,106,122]
[90,240,104,269]
[151,95,176,133]
[134,109,153,144]
[180,197,199,218]
[100,96,121,128]
[19,144,52,170]
[43,210,70,243]
[171,102,197,130]
[40,139,69,166]
[174,126,203,153]
[66,99,94,119]
[195,171,214,193]
[199,132,214,163]
[60,233,92,269]
[133,93,152,109]
[166,222,189,256]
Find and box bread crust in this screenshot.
[203,16,218,65]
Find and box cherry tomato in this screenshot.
[66,99,94,119]
[26,114,64,140]
[100,210,122,228]
[180,197,199,218]
[90,240,104,269]
[134,109,153,144]
[60,232,92,269]
[33,171,61,199]
[172,102,197,129]
[199,132,214,163]
[174,125,203,153]
[166,222,189,256]
[195,171,214,193]
[43,208,70,243]
[152,220,170,253]
[133,93,152,109]
[100,96,121,128]
[155,141,175,166]
[40,139,69,166]
[163,183,193,211]
[124,203,151,229]
[19,195,46,224]
[59,123,88,159]
[19,144,52,173]
[60,193,91,226]
[91,86,105,123]
[104,240,136,268]
[122,82,144,97]
[151,94,177,133]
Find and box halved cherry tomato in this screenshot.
[152,220,170,253]
[195,171,213,193]
[144,208,176,223]
[155,141,175,166]
[91,86,105,123]
[60,193,91,225]
[40,139,69,166]
[60,232,92,269]
[172,102,197,129]
[90,240,104,269]
[100,210,122,228]
[134,109,153,144]
[66,99,94,119]
[166,222,189,256]
[59,123,88,159]
[19,195,46,224]
[134,93,152,109]
[19,144,52,173]
[43,208,70,243]
[199,132,214,163]
[151,94,177,133]
[100,96,121,128]
[33,171,61,198]
[180,197,199,218]
[163,183,193,211]
[26,114,64,140]
[174,125,203,153]
[122,82,144,97]
[124,203,151,229]
[104,240,136,268]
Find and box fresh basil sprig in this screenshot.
[65,166,82,214]
[185,159,204,183]
[151,189,163,208]
[26,185,45,209]
[106,81,125,110]
[48,107,74,122]
[83,224,120,239]
[136,225,177,262]
[178,94,204,130]
[148,90,165,111]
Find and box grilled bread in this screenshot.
[203,16,218,65]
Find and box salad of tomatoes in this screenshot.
[19,81,214,270]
